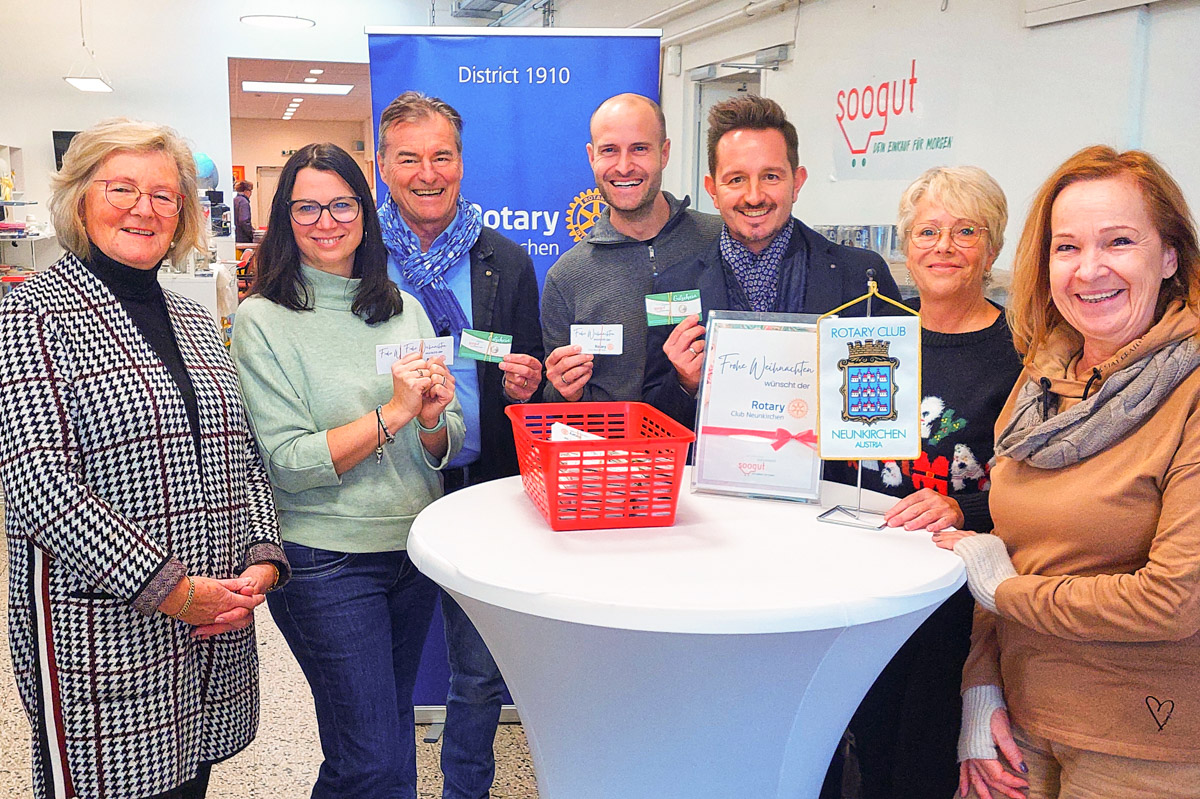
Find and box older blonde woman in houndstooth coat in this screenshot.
[0,118,289,799]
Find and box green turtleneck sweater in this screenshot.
[231,264,464,552]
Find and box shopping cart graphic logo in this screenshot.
[835,59,919,156]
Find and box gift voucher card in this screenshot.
[570,324,623,355]
[376,337,454,374]
[459,328,513,363]
[549,422,604,442]
[646,290,702,326]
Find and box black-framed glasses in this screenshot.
[909,223,988,249]
[93,179,184,217]
[289,196,362,226]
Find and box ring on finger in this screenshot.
[520,376,528,388]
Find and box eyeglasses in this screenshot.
[909,223,988,249]
[289,196,362,226]
[93,180,184,217]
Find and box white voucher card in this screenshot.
[570,324,623,355]
[817,315,922,459]
[693,311,822,501]
[375,337,455,375]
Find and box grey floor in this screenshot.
[0,493,540,798]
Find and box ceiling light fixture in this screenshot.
[63,0,113,92]
[242,80,353,96]
[304,77,318,83]
[309,69,324,75]
[239,14,315,30]
[291,97,304,102]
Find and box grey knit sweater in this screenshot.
[540,192,722,402]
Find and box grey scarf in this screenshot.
[995,337,1200,469]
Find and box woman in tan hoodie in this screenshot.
[935,146,1200,799]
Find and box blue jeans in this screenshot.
[441,589,506,799]
[268,543,438,799]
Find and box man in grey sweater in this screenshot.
[541,93,721,402]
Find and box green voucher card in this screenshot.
[645,290,702,326]
[459,329,513,363]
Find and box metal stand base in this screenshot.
[817,504,887,530]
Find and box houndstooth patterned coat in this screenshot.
[0,253,286,799]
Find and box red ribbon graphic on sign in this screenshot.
[701,427,818,451]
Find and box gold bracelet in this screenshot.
[171,576,196,620]
[266,563,280,592]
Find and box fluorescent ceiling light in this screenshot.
[240,14,315,29]
[304,77,318,83]
[64,76,113,92]
[242,80,352,95]
[291,97,304,102]
[309,69,324,75]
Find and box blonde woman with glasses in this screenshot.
[824,166,1022,799]
[0,117,288,799]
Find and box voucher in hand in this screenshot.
[459,328,513,363]
[570,324,623,355]
[645,290,702,326]
[376,337,455,374]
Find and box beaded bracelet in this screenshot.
[375,404,396,464]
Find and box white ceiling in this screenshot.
[228,57,372,122]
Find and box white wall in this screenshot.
[543,0,1200,271]
[0,0,478,211]
[4,0,1197,271]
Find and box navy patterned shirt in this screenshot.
[718,219,794,312]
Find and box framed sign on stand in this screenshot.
[692,310,822,502]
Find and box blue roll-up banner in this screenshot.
[367,27,662,285]
[366,27,661,710]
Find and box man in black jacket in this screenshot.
[377,90,544,799]
[644,95,901,428]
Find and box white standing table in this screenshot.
[408,472,964,799]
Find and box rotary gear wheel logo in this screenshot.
[565,188,609,243]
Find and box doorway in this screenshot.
[692,73,761,215]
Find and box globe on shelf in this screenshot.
[194,153,219,191]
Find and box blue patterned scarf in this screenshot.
[719,219,794,313]
[378,193,482,335]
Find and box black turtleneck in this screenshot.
[84,244,202,460]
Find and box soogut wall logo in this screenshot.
[835,59,955,172]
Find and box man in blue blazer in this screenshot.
[643,95,901,428]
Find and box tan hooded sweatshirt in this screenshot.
[962,300,1200,761]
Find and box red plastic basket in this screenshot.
[505,402,696,531]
